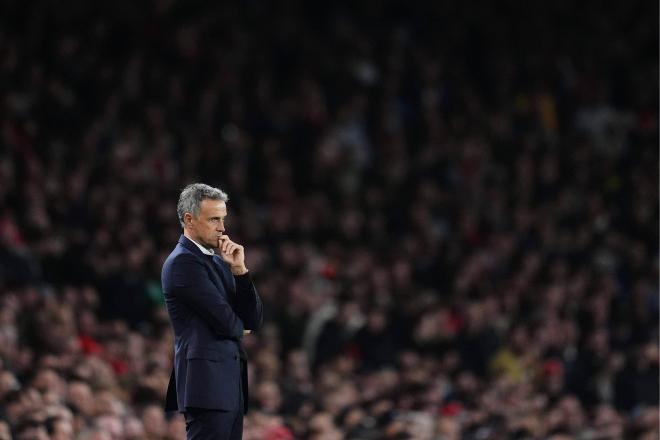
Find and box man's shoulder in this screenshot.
[162,243,199,270]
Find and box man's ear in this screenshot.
[184,213,194,228]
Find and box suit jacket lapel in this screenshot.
[178,235,230,301]
[204,257,231,301]
[211,256,236,305]
[212,257,236,290]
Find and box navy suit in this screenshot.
[162,235,263,438]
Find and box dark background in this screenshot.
[0,1,657,439]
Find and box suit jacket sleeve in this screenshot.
[234,272,263,331]
[171,254,245,340]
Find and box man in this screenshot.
[162,183,263,439]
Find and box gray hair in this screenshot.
[177,183,229,227]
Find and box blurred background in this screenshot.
[0,0,658,439]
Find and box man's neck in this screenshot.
[184,233,214,255]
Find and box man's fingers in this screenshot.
[218,236,244,257]
[220,236,231,252]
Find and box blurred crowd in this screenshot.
[0,0,658,439]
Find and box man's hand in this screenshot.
[217,235,248,275]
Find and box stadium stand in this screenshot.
[0,0,657,438]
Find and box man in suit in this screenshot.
[162,183,263,439]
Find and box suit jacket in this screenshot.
[162,235,263,414]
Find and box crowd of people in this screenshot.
[0,0,658,438]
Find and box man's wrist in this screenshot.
[231,266,249,276]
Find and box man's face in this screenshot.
[186,199,227,249]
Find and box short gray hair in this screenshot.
[177,183,229,227]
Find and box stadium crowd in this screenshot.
[0,0,657,439]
